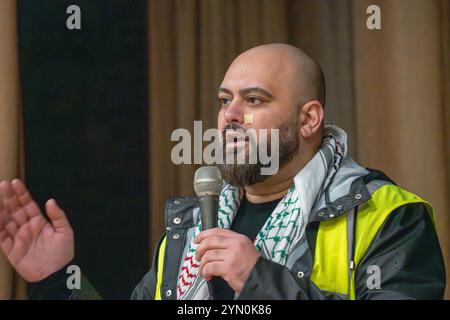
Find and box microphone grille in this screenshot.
[193,166,223,196]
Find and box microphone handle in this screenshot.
[198,195,220,299]
[199,195,219,230]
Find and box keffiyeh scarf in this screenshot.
[177,124,348,300]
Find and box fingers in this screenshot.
[196,235,229,261]
[0,208,14,255]
[0,204,18,239]
[0,201,8,230]
[199,249,225,272]
[0,180,20,212]
[6,225,32,265]
[0,217,9,242]
[11,179,42,219]
[0,234,13,256]
[194,228,239,244]
[4,221,18,238]
[45,199,71,232]
[0,180,29,227]
[201,261,226,282]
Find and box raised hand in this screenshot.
[0,179,74,282]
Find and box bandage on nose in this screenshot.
[244,113,253,125]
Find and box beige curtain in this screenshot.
[148,0,450,298]
[0,0,26,299]
[352,0,450,298]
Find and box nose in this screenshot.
[223,100,244,124]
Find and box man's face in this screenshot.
[216,50,301,187]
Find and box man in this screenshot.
[0,43,445,300]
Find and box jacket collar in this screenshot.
[307,156,371,222]
[166,155,373,228]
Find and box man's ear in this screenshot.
[299,100,324,138]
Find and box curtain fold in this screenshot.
[440,0,450,299]
[0,0,26,300]
[288,0,358,156]
[352,0,450,298]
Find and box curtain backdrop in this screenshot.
[148,0,450,298]
[0,0,26,300]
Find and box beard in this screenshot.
[216,113,300,187]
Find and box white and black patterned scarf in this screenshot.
[177,124,347,300]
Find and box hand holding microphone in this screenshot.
[193,166,222,299]
[193,166,261,297]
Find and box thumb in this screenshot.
[45,199,71,231]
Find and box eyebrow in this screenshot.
[218,86,275,100]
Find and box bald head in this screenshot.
[217,44,326,187]
[227,43,326,108]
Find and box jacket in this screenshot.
[29,156,446,300]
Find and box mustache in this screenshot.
[221,123,248,136]
[221,123,252,143]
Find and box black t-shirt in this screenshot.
[212,195,282,300]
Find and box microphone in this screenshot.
[193,166,223,299]
[193,166,223,230]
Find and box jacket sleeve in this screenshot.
[239,202,446,300]
[28,262,102,300]
[28,234,165,300]
[354,202,445,299]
